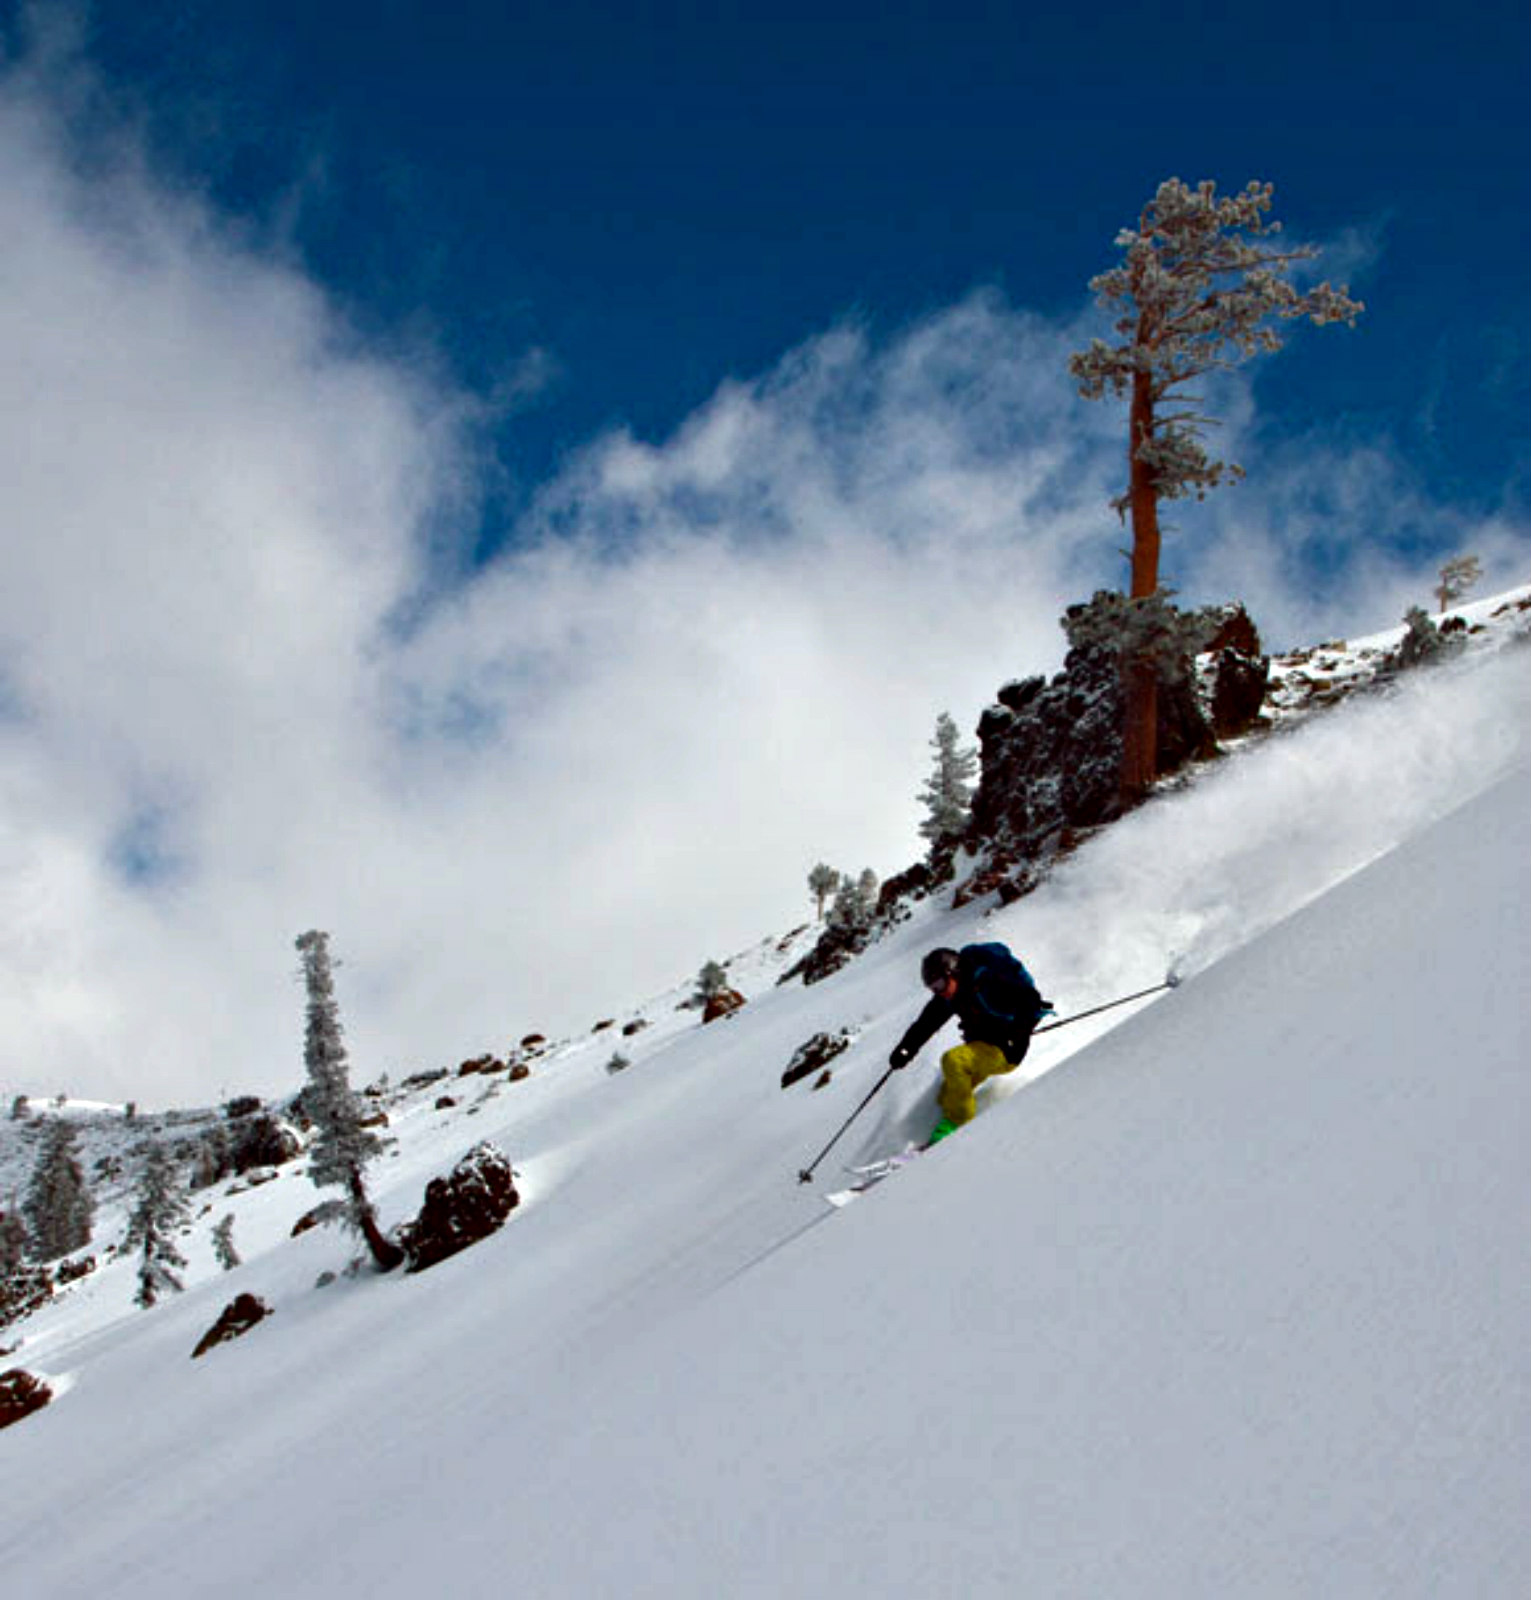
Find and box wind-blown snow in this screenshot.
[2,643,1527,1597]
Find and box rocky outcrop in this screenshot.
[0,1367,53,1428]
[229,1114,303,1175]
[1205,606,1271,739]
[55,1255,95,1286]
[701,987,747,1023]
[398,1143,520,1274]
[780,599,1267,977]
[780,1028,857,1089]
[458,1054,504,1077]
[782,866,933,989]
[782,921,871,988]
[957,606,1265,904]
[192,1293,272,1359]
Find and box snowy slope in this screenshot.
[1,618,1528,1598]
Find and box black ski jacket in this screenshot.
[891,943,1045,1068]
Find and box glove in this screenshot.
[888,1044,914,1071]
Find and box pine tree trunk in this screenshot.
[349,1171,403,1271]
[1121,368,1162,800]
[1127,370,1162,601]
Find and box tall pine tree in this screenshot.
[123,1142,191,1309]
[296,930,402,1270]
[1070,178,1361,798]
[23,1118,95,1262]
[918,712,978,865]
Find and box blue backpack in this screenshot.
[964,942,1048,1039]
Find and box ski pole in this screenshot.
[797,1064,896,1184]
[1033,970,1181,1037]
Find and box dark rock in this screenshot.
[457,1055,504,1077]
[1208,646,1270,739]
[1206,603,1262,657]
[0,1368,53,1429]
[192,1294,271,1359]
[290,1204,333,1237]
[403,1068,449,1091]
[995,675,1046,713]
[55,1255,95,1285]
[621,1019,650,1037]
[780,919,872,988]
[229,1114,303,1175]
[876,860,934,911]
[959,609,1245,901]
[398,1143,520,1274]
[508,1062,531,1082]
[781,1029,856,1089]
[701,987,747,1023]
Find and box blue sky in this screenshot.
[2,0,1528,1105]
[41,0,1531,542]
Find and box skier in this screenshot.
[888,943,1049,1144]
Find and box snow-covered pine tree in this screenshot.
[828,868,879,932]
[1436,554,1482,614]
[122,1142,191,1309]
[0,1206,27,1277]
[212,1213,241,1271]
[807,863,841,920]
[695,960,729,1003]
[1395,605,1463,670]
[22,1118,95,1262]
[0,1204,44,1329]
[1070,178,1362,798]
[295,930,402,1271]
[917,712,979,865]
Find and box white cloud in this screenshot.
[1,45,1527,1107]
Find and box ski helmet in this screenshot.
[920,948,960,990]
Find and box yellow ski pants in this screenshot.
[938,1040,1017,1126]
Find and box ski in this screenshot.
[845,1144,922,1178]
[823,1143,924,1206]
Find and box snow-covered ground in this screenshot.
[1,597,1528,1598]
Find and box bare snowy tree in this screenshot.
[123,1142,191,1309]
[1435,554,1482,614]
[23,1118,95,1262]
[296,930,403,1271]
[1070,178,1363,797]
[917,712,979,864]
[807,863,841,920]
